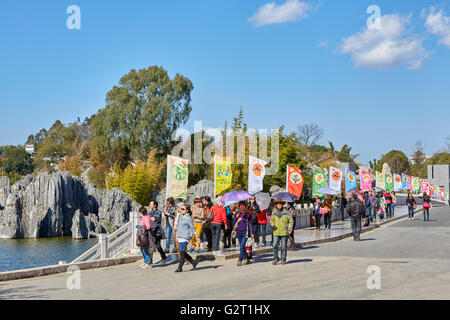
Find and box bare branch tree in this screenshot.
[296,123,323,148]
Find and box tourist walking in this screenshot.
[189,198,205,253]
[323,194,333,229]
[369,190,377,223]
[286,201,296,250]
[256,204,267,247]
[270,199,293,265]
[406,193,416,221]
[363,192,371,227]
[148,200,167,263]
[391,191,397,217]
[201,196,213,251]
[233,201,254,266]
[347,194,365,241]
[248,197,261,247]
[174,204,199,273]
[163,197,177,253]
[338,193,347,221]
[210,198,228,254]
[313,196,322,229]
[378,191,386,220]
[137,207,156,269]
[384,190,393,218]
[266,200,275,245]
[223,204,234,248]
[423,192,432,221]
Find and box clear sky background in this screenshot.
[0,0,449,165]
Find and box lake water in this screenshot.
[0,237,98,272]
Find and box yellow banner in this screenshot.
[214,156,232,196]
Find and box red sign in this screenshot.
[287,165,303,199]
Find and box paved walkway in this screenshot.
[190,206,410,260]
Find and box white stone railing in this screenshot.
[71,211,140,263]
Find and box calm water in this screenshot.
[0,237,97,272]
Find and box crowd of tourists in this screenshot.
[136,190,432,271]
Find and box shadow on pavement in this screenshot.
[0,285,63,300]
[286,259,313,264]
[191,265,223,271]
[359,238,376,241]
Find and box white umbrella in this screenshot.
[254,192,271,210]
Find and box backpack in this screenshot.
[136,226,149,247]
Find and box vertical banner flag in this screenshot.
[401,173,409,190]
[346,169,357,192]
[166,155,189,199]
[376,171,385,190]
[412,177,421,193]
[438,188,445,200]
[407,175,413,190]
[361,170,372,192]
[385,174,394,191]
[214,156,232,196]
[313,167,327,197]
[329,166,342,192]
[248,156,267,194]
[287,165,304,199]
[394,174,402,192]
[421,179,428,193]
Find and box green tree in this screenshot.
[92,66,194,163]
[410,141,427,177]
[377,150,411,174]
[1,146,34,176]
[426,152,450,165]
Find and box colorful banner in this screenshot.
[248,156,267,195]
[412,177,421,193]
[360,170,372,192]
[407,175,413,190]
[286,165,304,199]
[439,188,445,200]
[401,173,410,190]
[421,179,428,194]
[385,174,394,192]
[376,171,385,190]
[329,166,342,192]
[166,155,189,199]
[393,174,402,192]
[346,169,357,192]
[312,167,327,198]
[214,156,232,196]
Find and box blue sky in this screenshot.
[0,0,449,165]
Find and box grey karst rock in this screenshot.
[186,179,214,205]
[98,188,134,228]
[0,171,138,239]
[80,166,92,185]
[270,185,285,196]
[0,193,24,238]
[71,209,89,239]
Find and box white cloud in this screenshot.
[337,14,430,70]
[318,41,328,48]
[424,7,450,49]
[248,0,311,27]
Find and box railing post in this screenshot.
[130,211,141,254]
[99,234,108,259]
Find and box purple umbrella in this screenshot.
[271,192,298,202]
[220,190,253,203]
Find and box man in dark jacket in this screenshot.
[347,193,365,241]
[149,200,167,263]
[338,193,348,221]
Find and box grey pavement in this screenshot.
[1,205,450,300]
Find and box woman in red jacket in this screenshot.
[210,198,228,254]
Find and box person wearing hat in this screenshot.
[270,199,293,265]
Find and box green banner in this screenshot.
[166,155,189,199]
[412,176,421,193]
[385,174,394,191]
[214,157,232,196]
[313,167,327,198]
[376,171,385,190]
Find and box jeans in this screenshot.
[408,206,415,219]
[203,227,212,250]
[273,235,288,261]
[165,223,176,251]
[236,231,247,261]
[257,224,267,245]
[385,205,392,218]
[390,204,395,217]
[211,223,222,251]
[324,212,331,229]
[424,209,430,221]
[140,246,152,265]
[340,208,345,221]
[253,220,259,243]
[369,205,373,222]
[314,214,321,229]
[154,236,167,260]
[351,217,361,238]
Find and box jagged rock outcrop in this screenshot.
[0,172,139,239]
[155,179,214,207]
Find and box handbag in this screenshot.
[319,208,328,215]
[423,202,430,209]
